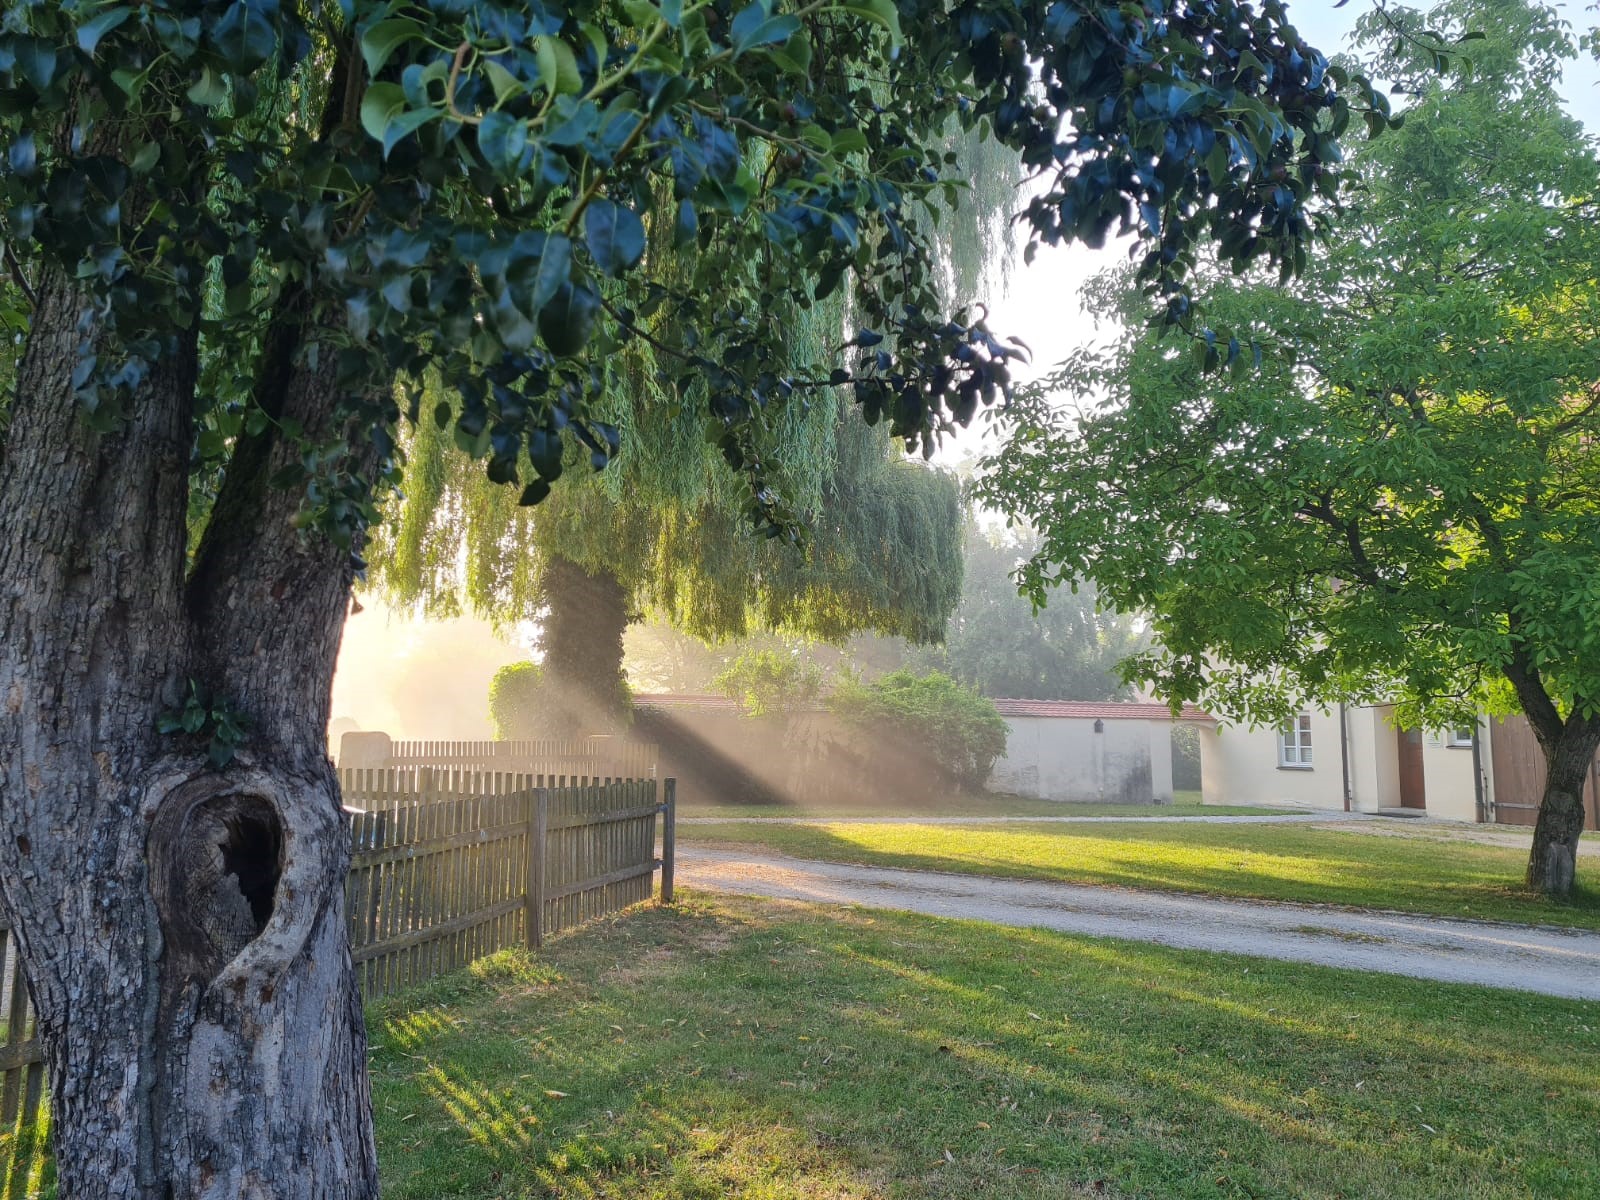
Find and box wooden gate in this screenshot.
[1490,715,1600,831]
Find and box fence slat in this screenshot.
[662,778,676,905]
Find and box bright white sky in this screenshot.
[971,0,1600,427]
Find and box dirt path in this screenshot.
[678,847,1600,1000]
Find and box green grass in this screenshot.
[681,819,1600,931]
[678,790,1271,820]
[370,892,1600,1199]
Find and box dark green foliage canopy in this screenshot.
[1,0,1389,556]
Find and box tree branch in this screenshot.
[2,243,36,307]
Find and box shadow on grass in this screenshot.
[367,895,1600,1200]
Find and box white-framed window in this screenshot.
[1278,715,1314,768]
[1447,725,1475,748]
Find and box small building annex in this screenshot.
[988,700,1214,805]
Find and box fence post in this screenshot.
[526,788,547,950]
[660,778,675,905]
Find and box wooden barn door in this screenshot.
[1491,715,1600,831]
[1397,728,1427,809]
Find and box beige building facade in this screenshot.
[1200,705,1492,821]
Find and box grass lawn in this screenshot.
[676,790,1272,821]
[369,892,1600,1199]
[681,819,1600,931]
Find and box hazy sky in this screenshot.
[977,0,1600,413]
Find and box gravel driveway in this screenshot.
[678,847,1600,1000]
[677,811,1355,826]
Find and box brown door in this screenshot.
[1491,715,1600,831]
[1397,728,1426,809]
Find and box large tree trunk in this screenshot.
[1503,643,1599,899]
[0,273,380,1196]
[538,554,636,738]
[1526,721,1600,897]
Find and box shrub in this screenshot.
[713,649,825,718]
[828,669,1008,790]
[488,661,545,739]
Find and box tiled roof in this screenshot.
[633,693,1214,722]
[633,693,753,712]
[989,699,1215,722]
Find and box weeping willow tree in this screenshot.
[371,130,1015,735]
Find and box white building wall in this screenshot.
[989,719,1040,797]
[1148,724,1174,804]
[1421,729,1482,822]
[1343,706,1400,812]
[1200,709,1347,810]
[992,716,1168,803]
[1198,701,1495,823]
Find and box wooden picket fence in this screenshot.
[0,930,46,1200]
[365,736,659,783]
[0,773,676,1188]
[341,770,674,997]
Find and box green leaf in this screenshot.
[12,38,58,91]
[185,65,229,108]
[769,30,812,75]
[538,283,600,356]
[829,128,868,155]
[621,0,663,28]
[211,1,278,71]
[482,59,524,105]
[730,2,800,55]
[528,235,573,312]
[359,82,409,147]
[360,19,424,78]
[129,142,160,174]
[535,36,583,95]
[583,200,646,276]
[673,198,698,248]
[840,0,902,48]
[478,110,528,173]
[381,107,438,158]
[76,7,132,56]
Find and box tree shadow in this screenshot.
[366,896,1600,1199]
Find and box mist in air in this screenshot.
[328,598,528,746]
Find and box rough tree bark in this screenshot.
[0,272,380,1197]
[537,554,636,738]
[1525,722,1600,897]
[1507,653,1600,897]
